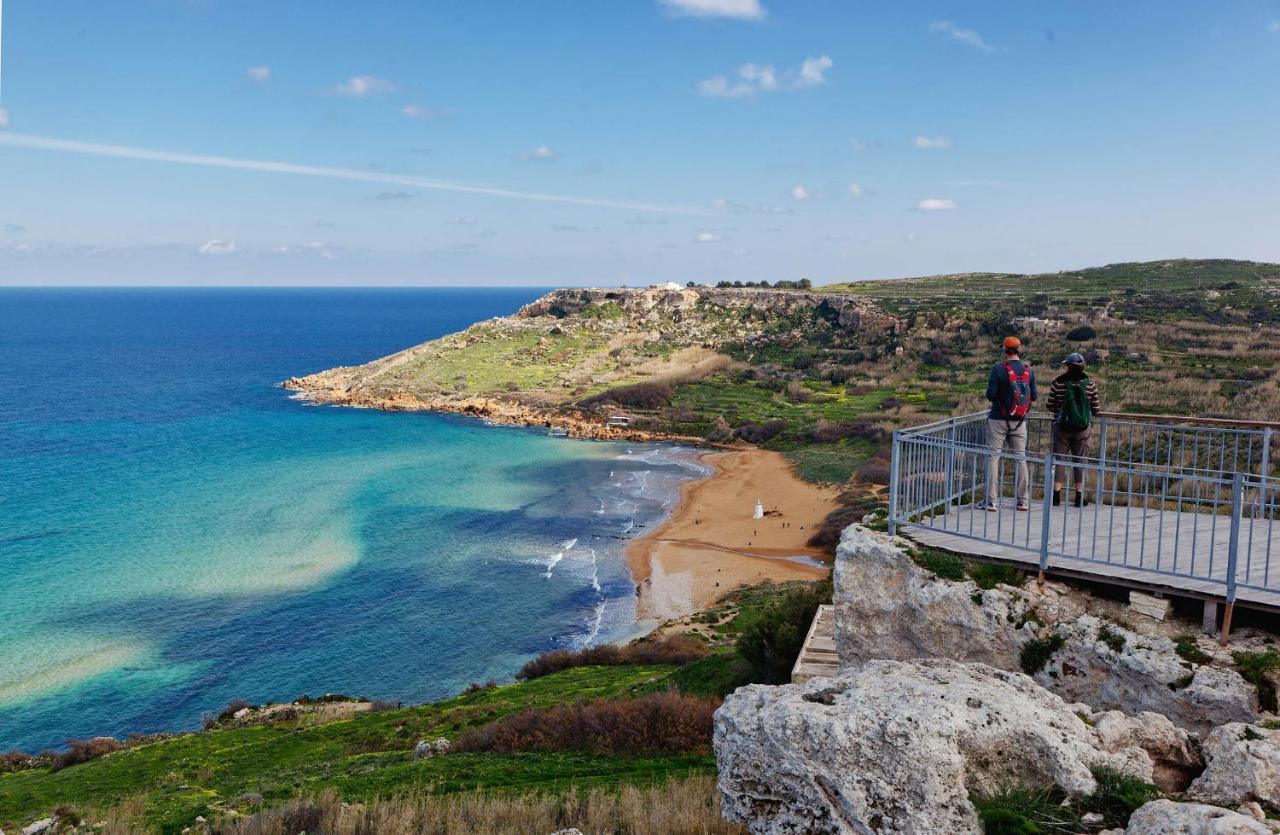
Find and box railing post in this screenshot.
[943,418,958,520]
[1222,473,1244,645]
[1038,451,1055,585]
[1095,418,1109,508]
[888,430,901,537]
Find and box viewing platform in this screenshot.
[889,411,1280,640]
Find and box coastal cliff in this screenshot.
[282,284,899,440]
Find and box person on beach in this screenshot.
[985,336,1037,511]
[1046,352,1102,507]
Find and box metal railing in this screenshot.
[889,411,1279,619]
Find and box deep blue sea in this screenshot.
[0,288,706,752]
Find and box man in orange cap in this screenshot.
[985,336,1037,511]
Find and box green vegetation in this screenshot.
[910,546,1027,590]
[1020,635,1066,675]
[1174,635,1212,665]
[972,766,1160,834]
[1232,649,1280,712]
[1097,625,1127,653]
[736,582,833,685]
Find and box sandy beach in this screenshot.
[627,449,840,621]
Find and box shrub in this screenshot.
[737,582,833,684]
[921,347,952,367]
[1066,325,1097,341]
[735,419,786,445]
[51,737,123,772]
[856,458,892,486]
[579,381,673,411]
[1097,625,1127,652]
[1085,766,1160,829]
[808,418,882,445]
[1020,635,1065,675]
[784,381,812,403]
[452,691,719,756]
[806,506,866,550]
[1174,636,1211,665]
[517,635,709,681]
[970,562,1025,590]
[972,785,1080,834]
[878,396,904,411]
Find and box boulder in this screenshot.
[833,526,1031,670]
[1187,724,1280,813]
[414,737,450,760]
[833,526,1259,733]
[19,821,54,835]
[1036,617,1257,733]
[714,658,1148,834]
[1089,709,1203,792]
[1125,799,1273,834]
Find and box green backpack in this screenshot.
[1060,378,1092,431]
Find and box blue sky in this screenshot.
[1,0,1278,286]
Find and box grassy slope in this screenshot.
[0,666,711,833]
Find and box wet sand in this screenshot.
[627,449,840,620]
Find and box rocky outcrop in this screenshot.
[1188,724,1280,813]
[714,658,1148,834]
[833,525,1259,732]
[1036,616,1257,733]
[1089,709,1203,792]
[414,737,450,760]
[1125,799,1274,834]
[833,526,1031,670]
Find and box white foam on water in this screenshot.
[586,547,601,593]
[559,538,578,551]
[578,600,608,648]
[543,551,564,579]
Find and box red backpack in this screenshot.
[1000,362,1032,421]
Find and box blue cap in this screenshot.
[1062,352,1085,366]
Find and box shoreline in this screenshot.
[627,449,839,622]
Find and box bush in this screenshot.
[972,785,1080,834]
[737,582,833,684]
[579,381,673,411]
[452,691,719,756]
[784,381,812,403]
[51,737,123,772]
[517,635,709,681]
[969,562,1025,590]
[878,396,904,411]
[735,419,786,445]
[921,347,952,367]
[1174,636,1211,665]
[1020,635,1065,675]
[856,458,891,486]
[808,418,882,445]
[1232,650,1280,712]
[1085,766,1160,829]
[1097,625,1126,652]
[1066,325,1097,341]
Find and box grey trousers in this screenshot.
[986,418,1029,505]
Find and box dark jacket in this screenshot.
[1046,368,1102,425]
[986,358,1038,420]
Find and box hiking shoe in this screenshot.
[1016,502,1029,512]
[985,501,999,512]
[1052,489,1062,507]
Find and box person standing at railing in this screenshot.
[985,336,1038,512]
[1046,352,1102,507]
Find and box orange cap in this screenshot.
[1002,336,1022,350]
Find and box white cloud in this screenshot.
[273,241,340,260]
[848,138,869,153]
[929,21,994,52]
[401,104,446,120]
[694,231,723,243]
[1269,21,1280,33]
[697,54,832,98]
[792,184,811,201]
[916,197,957,211]
[334,75,397,97]
[0,109,10,130]
[516,145,560,162]
[847,183,863,197]
[914,135,952,150]
[246,65,272,83]
[659,0,765,20]
[198,239,238,255]
[445,216,478,226]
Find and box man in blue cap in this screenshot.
[1045,352,1102,506]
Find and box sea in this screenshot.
[0,288,708,753]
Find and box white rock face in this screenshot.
[19,820,55,835]
[1188,723,1280,813]
[833,526,1258,732]
[1125,799,1273,834]
[413,737,450,760]
[714,658,1147,834]
[1036,616,1257,733]
[833,526,1031,670]
[1089,709,1203,792]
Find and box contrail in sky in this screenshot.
[0,132,705,214]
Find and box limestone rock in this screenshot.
[1188,723,1280,813]
[1125,799,1273,834]
[833,526,1031,671]
[414,737,450,760]
[19,821,54,835]
[1090,709,1203,792]
[713,658,1146,834]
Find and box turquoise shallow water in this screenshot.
[0,288,706,752]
